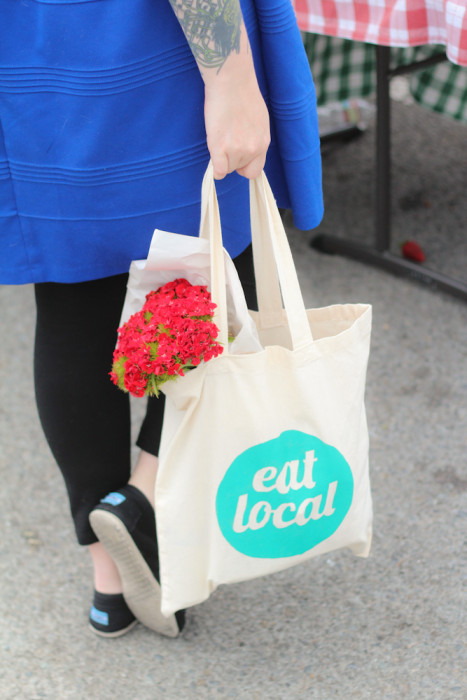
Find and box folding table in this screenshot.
[293,0,467,301]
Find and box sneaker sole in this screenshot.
[89,619,138,639]
[89,510,179,638]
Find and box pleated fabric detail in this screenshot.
[0,0,323,284]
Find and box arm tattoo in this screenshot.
[169,0,243,71]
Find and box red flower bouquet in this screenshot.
[110,278,223,398]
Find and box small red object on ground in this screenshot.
[401,240,426,263]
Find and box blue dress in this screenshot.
[0,0,323,284]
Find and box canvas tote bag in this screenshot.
[155,163,372,616]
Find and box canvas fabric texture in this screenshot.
[148,164,373,616]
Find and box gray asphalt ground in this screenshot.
[1,96,466,699]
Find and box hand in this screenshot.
[203,54,270,180]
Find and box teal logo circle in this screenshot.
[216,430,354,558]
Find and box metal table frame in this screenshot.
[311,45,467,302]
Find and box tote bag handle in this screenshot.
[199,163,313,351]
[198,162,229,347]
[249,173,313,348]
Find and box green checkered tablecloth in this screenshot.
[304,34,467,123]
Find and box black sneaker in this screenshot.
[89,485,185,637]
[89,590,137,638]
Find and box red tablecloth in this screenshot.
[293,0,467,66]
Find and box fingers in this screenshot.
[211,152,229,180]
[236,152,267,180]
[210,142,269,181]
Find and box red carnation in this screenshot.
[110,278,224,398]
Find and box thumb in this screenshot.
[210,151,229,180]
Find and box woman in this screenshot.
[0,0,323,637]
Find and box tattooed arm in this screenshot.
[168,0,270,179]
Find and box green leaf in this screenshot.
[112,356,128,392]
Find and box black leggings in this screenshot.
[34,245,257,545]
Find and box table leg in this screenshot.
[311,45,467,302]
[375,45,391,252]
